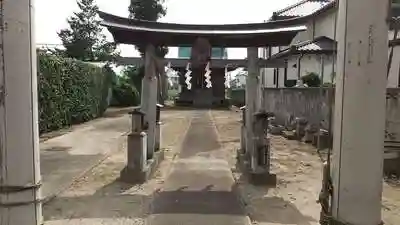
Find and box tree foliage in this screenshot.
[128,0,168,57]
[58,0,119,62]
[110,66,142,107]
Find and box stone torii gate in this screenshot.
[0,0,389,224]
[98,11,306,184]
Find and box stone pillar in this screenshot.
[331,0,388,224]
[120,109,148,183]
[246,47,259,172]
[0,0,43,224]
[254,112,268,167]
[141,45,158,160]
[155,103,164,151]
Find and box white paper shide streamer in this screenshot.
[204,62,212,88]
[166,62,174,86]
[185,62,192,90]
[224,66,230,88]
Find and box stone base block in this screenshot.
[312,131,330,149]
[236,149,277,186]
[269,125,284,135]
[247,171,277,186]
[120,149,165,184]
[283,130,296,140]
[384,157,400,177]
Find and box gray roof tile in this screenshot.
[274,0,334,18]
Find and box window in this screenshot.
[177,47,228,59]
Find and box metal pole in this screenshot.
[0,0,43,224]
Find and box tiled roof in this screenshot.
[273,0,334,19]
[273,0,400,20]
[297,36,336,51]
[270,36,336,59]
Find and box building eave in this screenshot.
[99,11,307,47]
[269,36,336,60]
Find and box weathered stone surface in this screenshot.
[148,111,250,225]
[269,125,284,135]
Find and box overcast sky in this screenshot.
[35,0,299,59]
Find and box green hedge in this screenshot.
[38,53,113,133]
[111,81,140,107]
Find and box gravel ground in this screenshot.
[44,110,193,225]
[210,109,400,225]
[43,109,400,225]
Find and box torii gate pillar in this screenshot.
[331,0,388,224]
[0,0,42,224]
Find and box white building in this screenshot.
[262,0,400,88]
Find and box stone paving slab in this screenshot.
[146,111,250,225]
[40,111,131,201]
[43,109,194,225]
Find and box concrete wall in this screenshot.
[262,88,400,142]
[262,88,332,130]
[230,87,400,143]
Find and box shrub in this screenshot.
[110,66,142,107]
[302,72,321,87]
[37,52,112,133]
[111,80,140,107]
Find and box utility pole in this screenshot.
[0,0,42,224]
[331,0,388,224]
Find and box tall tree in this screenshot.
[128,0,168,57]
[58,0,119,62]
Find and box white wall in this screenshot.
[388,46,400,87]
[388,31,400,88]
[262,53,335,88]
[313,11,336,39]
[261,46,281,88]
[286,54,335,84]
[290,21,314,45]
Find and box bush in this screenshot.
[38,52,113,133]
[111,80,140,107]
[302,72,321,87]
[110,66,142,107]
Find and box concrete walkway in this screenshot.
[40,109,131,201]
[146,111,250,225]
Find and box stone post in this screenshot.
[252,111,276,185]
[141,45,158,160]
[254,112,268,167]
[331,0,388,224]
[0,0,43,224]
[155,103,164,151]
[120,109,148,183]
